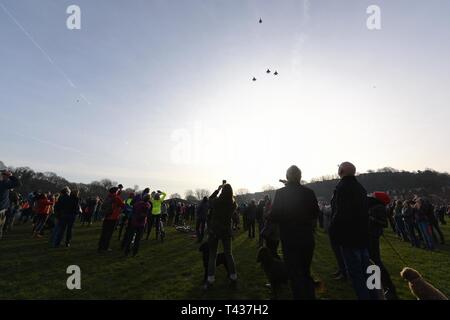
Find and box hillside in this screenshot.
[237,170,450,204]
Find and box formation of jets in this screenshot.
[252,18,279,82]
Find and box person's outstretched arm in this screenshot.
[209,186,222,201]
[160,191,167,201]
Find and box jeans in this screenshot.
[54,214,76,247]
[340,247,378,300]
[404,221,420,247]
[207,235,237,282]
[98,219,117,251]
[430,220,445,244]
[51,218,60,245]
[418,221,434,249]
[394,215,408,240]
[282,234,316,300]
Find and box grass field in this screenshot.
[1,221,449,300]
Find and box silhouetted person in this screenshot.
[196,197,208,243]
[0,170,20,239]
[205,183,238,289]
[269,165,319,300]
[256,199,265,247]
[246,200,257,238]
[54,187,80,248]
[123,194,152,256]
[329,162,377,300]
[98,187,125,252]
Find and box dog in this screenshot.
[400,267,448,300]
[256,247,289,298]
[256,247,325,299]
[199,242,230,282]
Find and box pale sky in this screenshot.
[1,0,450,195]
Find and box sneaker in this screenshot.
[66,243,71,248]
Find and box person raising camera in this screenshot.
[205,181,238,290]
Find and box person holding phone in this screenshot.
[205,181,238,289]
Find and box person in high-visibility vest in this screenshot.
[146,190,166,240]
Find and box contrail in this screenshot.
[0,2,88,96]
[13,132,84,155]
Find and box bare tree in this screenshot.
[185,190,195,200]
[170,193,181,199]
[185,189,197,203]
[195,188,210,200]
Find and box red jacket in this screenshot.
[35,198,54,216]
[105,193,125,221]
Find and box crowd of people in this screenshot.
[0,166,449,300]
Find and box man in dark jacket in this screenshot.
[196,197,208,243]
[269,165,319,300]
[0,170,20,239]
[329,162,375,300]
[246,200,257,239]
[54,187,80,248]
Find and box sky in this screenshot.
[1,0,450,195]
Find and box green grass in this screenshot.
[1,221,449,300]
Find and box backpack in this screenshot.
[101,196,114,218]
